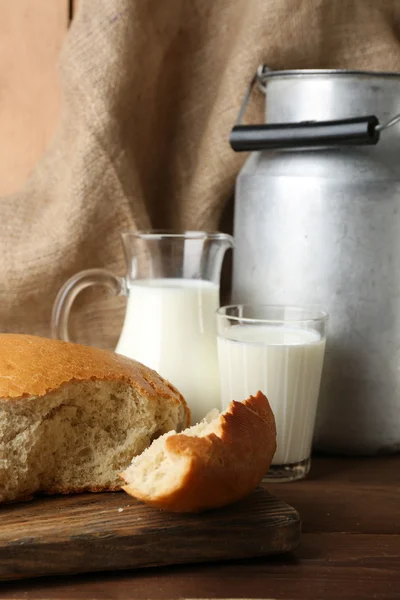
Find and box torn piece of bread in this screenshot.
[120,391,276,513]
[0,334,189,504]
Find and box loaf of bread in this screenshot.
[120,391,277,512]
[0,334,189,504]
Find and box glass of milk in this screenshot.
[52,231,234,425]
[217,305,328,482]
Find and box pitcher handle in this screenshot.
[51,268,127,342]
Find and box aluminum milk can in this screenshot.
[230,67,400,455]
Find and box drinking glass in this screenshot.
[217,305,328,481]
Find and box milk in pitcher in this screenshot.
[116,278,220,424]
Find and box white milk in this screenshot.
[218,325,326,465]
[116,278,220,425]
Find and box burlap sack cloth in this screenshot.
[0,0,399,349]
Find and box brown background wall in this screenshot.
[0,0,74,196]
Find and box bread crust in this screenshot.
[0,334,189,426]
[121,391,277,512]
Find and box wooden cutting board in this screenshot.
[0,487,300,581]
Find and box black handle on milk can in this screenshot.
[230,116,381,152]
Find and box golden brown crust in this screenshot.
[122,391,277,512]
[0,334,189,425]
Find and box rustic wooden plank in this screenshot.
[1,534,399,600]
[0,457,399,599]
[0,0,69,195]
[0,488,300,581]
[267,456,400,535]
[308,455,400,486]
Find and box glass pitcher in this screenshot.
[51,230,234,424]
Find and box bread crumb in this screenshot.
[118,508,124,513]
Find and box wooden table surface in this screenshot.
[1,456,399,600]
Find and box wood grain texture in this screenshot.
[268,455,400,535]
[0,0,68,195]
[1,534,399,600]
[1,457,399,600]
[0,488,300,581]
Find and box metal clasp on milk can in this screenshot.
[230,65,400,152]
